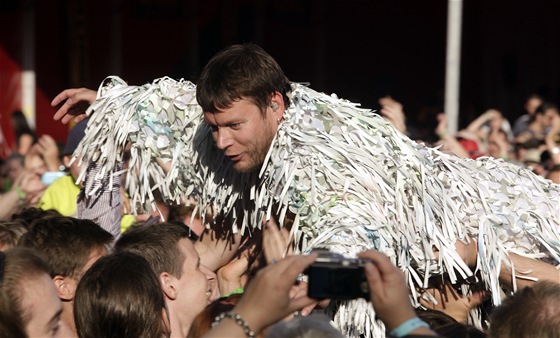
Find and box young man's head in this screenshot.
[0,247,64,338]
[524,94,543,116]
[17,215,113,335]
[489,281,560,338]
[197,43,291,173]
[530,102,559,130]
[61,119,88,180]
[74,251,170,338]
[114,222,215,337]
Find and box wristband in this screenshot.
[388,317,430,337]
[212,311,256,338]
[15,187,26,202]
[223,287,244,297]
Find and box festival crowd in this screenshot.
[0,44,559,338]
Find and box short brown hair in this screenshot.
[196,43,291,115]
[0,247,51,335]
[489,281,560,338]
[0,220,29,250]
[18,215,113,279]
[114,222,191,278]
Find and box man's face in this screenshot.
[204,98,280,173]
[544,108,559,128]
[21,273,64,337]
[175,238,212,318]
[526,98,542,115]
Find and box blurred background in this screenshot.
[0,0,559,146]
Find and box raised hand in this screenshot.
[230,253,318,333]
[51,88,97,124]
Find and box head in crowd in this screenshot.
[115,222,214,337]
[18,215,113,335]
[74,251,170,338]
[0,220,29,251]
[530,102,559,129]
[10,206,61,226]
[524,94,543,116]
[434,322,487,338]
[488,281,560,338]
[197,43,291,173]
[546,164,560,184]
[416,309,487,338]
[11,110,37,155]
[5,153,25,184]
[0,247,63,338]
[265,313,346,338]
[61,119,88,179]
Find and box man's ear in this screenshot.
[160,272,178,301]
[53,275,78,301]
[62,155,71,168]
[270,92,285,121]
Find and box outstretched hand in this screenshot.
[51,88,97,124]
[231,253,318,333]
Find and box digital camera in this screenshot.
[306,248,370,300]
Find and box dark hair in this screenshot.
[115,222,191,278]
[74,252,168,338]
[196,43,291,115]
[0,247,51,337]
[0,220,29,250]
[489,281,560,338]
[530,102,558,122]
[18,215,113,279]
[436,322,487,338]
[10,207,62,226]
[416,308,458,329]
[188,294,243,338]
[11,110,37,143]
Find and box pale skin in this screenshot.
[53,247,107,337]
[20,273,65,338]
[159,238,216,338]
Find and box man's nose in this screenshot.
[216,129,233,150]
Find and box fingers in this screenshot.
[52,88,96,123]
[358,250,395,281]
[263,220,290,264]
[300,299,318,317]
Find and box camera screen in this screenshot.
[307,264,369,300]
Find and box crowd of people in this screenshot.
[0,43,559,338]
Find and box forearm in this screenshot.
[0,190,22,220]
[500,252,560,289]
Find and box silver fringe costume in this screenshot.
[75,76,560,337]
